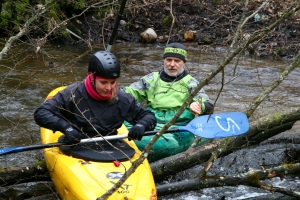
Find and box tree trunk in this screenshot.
[0,162,49,187]
[231,107,300,148]
[156,163,300,197]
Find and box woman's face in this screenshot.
[94,78,117,97]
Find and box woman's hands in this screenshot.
[63,125,85,144]
[190,102,202,115]
[128,124,145,141]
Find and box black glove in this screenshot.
[128,124,145,141]
[63,125,85,144]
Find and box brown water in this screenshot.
[0,41,299,198]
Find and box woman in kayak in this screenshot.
[34,51,156,145]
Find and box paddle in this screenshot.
[106,0,127,52]
[0,112,249,156]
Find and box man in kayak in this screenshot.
[34,51,156,144]
[124,42,213,162]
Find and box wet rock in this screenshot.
[120,20,126,26]
[140,28,157,43]
[184,30,195,41]
[44,61,60,68]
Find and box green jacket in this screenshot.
[125,71,213,124]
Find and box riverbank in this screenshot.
[76,0,300,60]
[1,1,299,60]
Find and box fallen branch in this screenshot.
[156,163,300,197]
[0,161,49,187]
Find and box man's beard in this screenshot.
[163,65,184,77]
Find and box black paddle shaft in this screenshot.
[22,142,66,151]
[144,129,180,136]
[107,0,127,51]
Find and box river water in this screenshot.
[0,40,299,199]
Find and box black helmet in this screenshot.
[88,51,120,78]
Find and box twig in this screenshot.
[166,0,175,44]
[0,7,47,60]
[246,50,300,117]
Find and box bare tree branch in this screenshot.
[0,7,47,60]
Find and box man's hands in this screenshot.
[63,125,85,144]
[128,124,145,141]
[190,102,202,115]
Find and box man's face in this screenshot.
[163,57,185,77]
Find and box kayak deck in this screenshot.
[59,137,136,162]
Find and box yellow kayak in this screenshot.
[40,86,157,200]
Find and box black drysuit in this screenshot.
[34,82,156,137]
